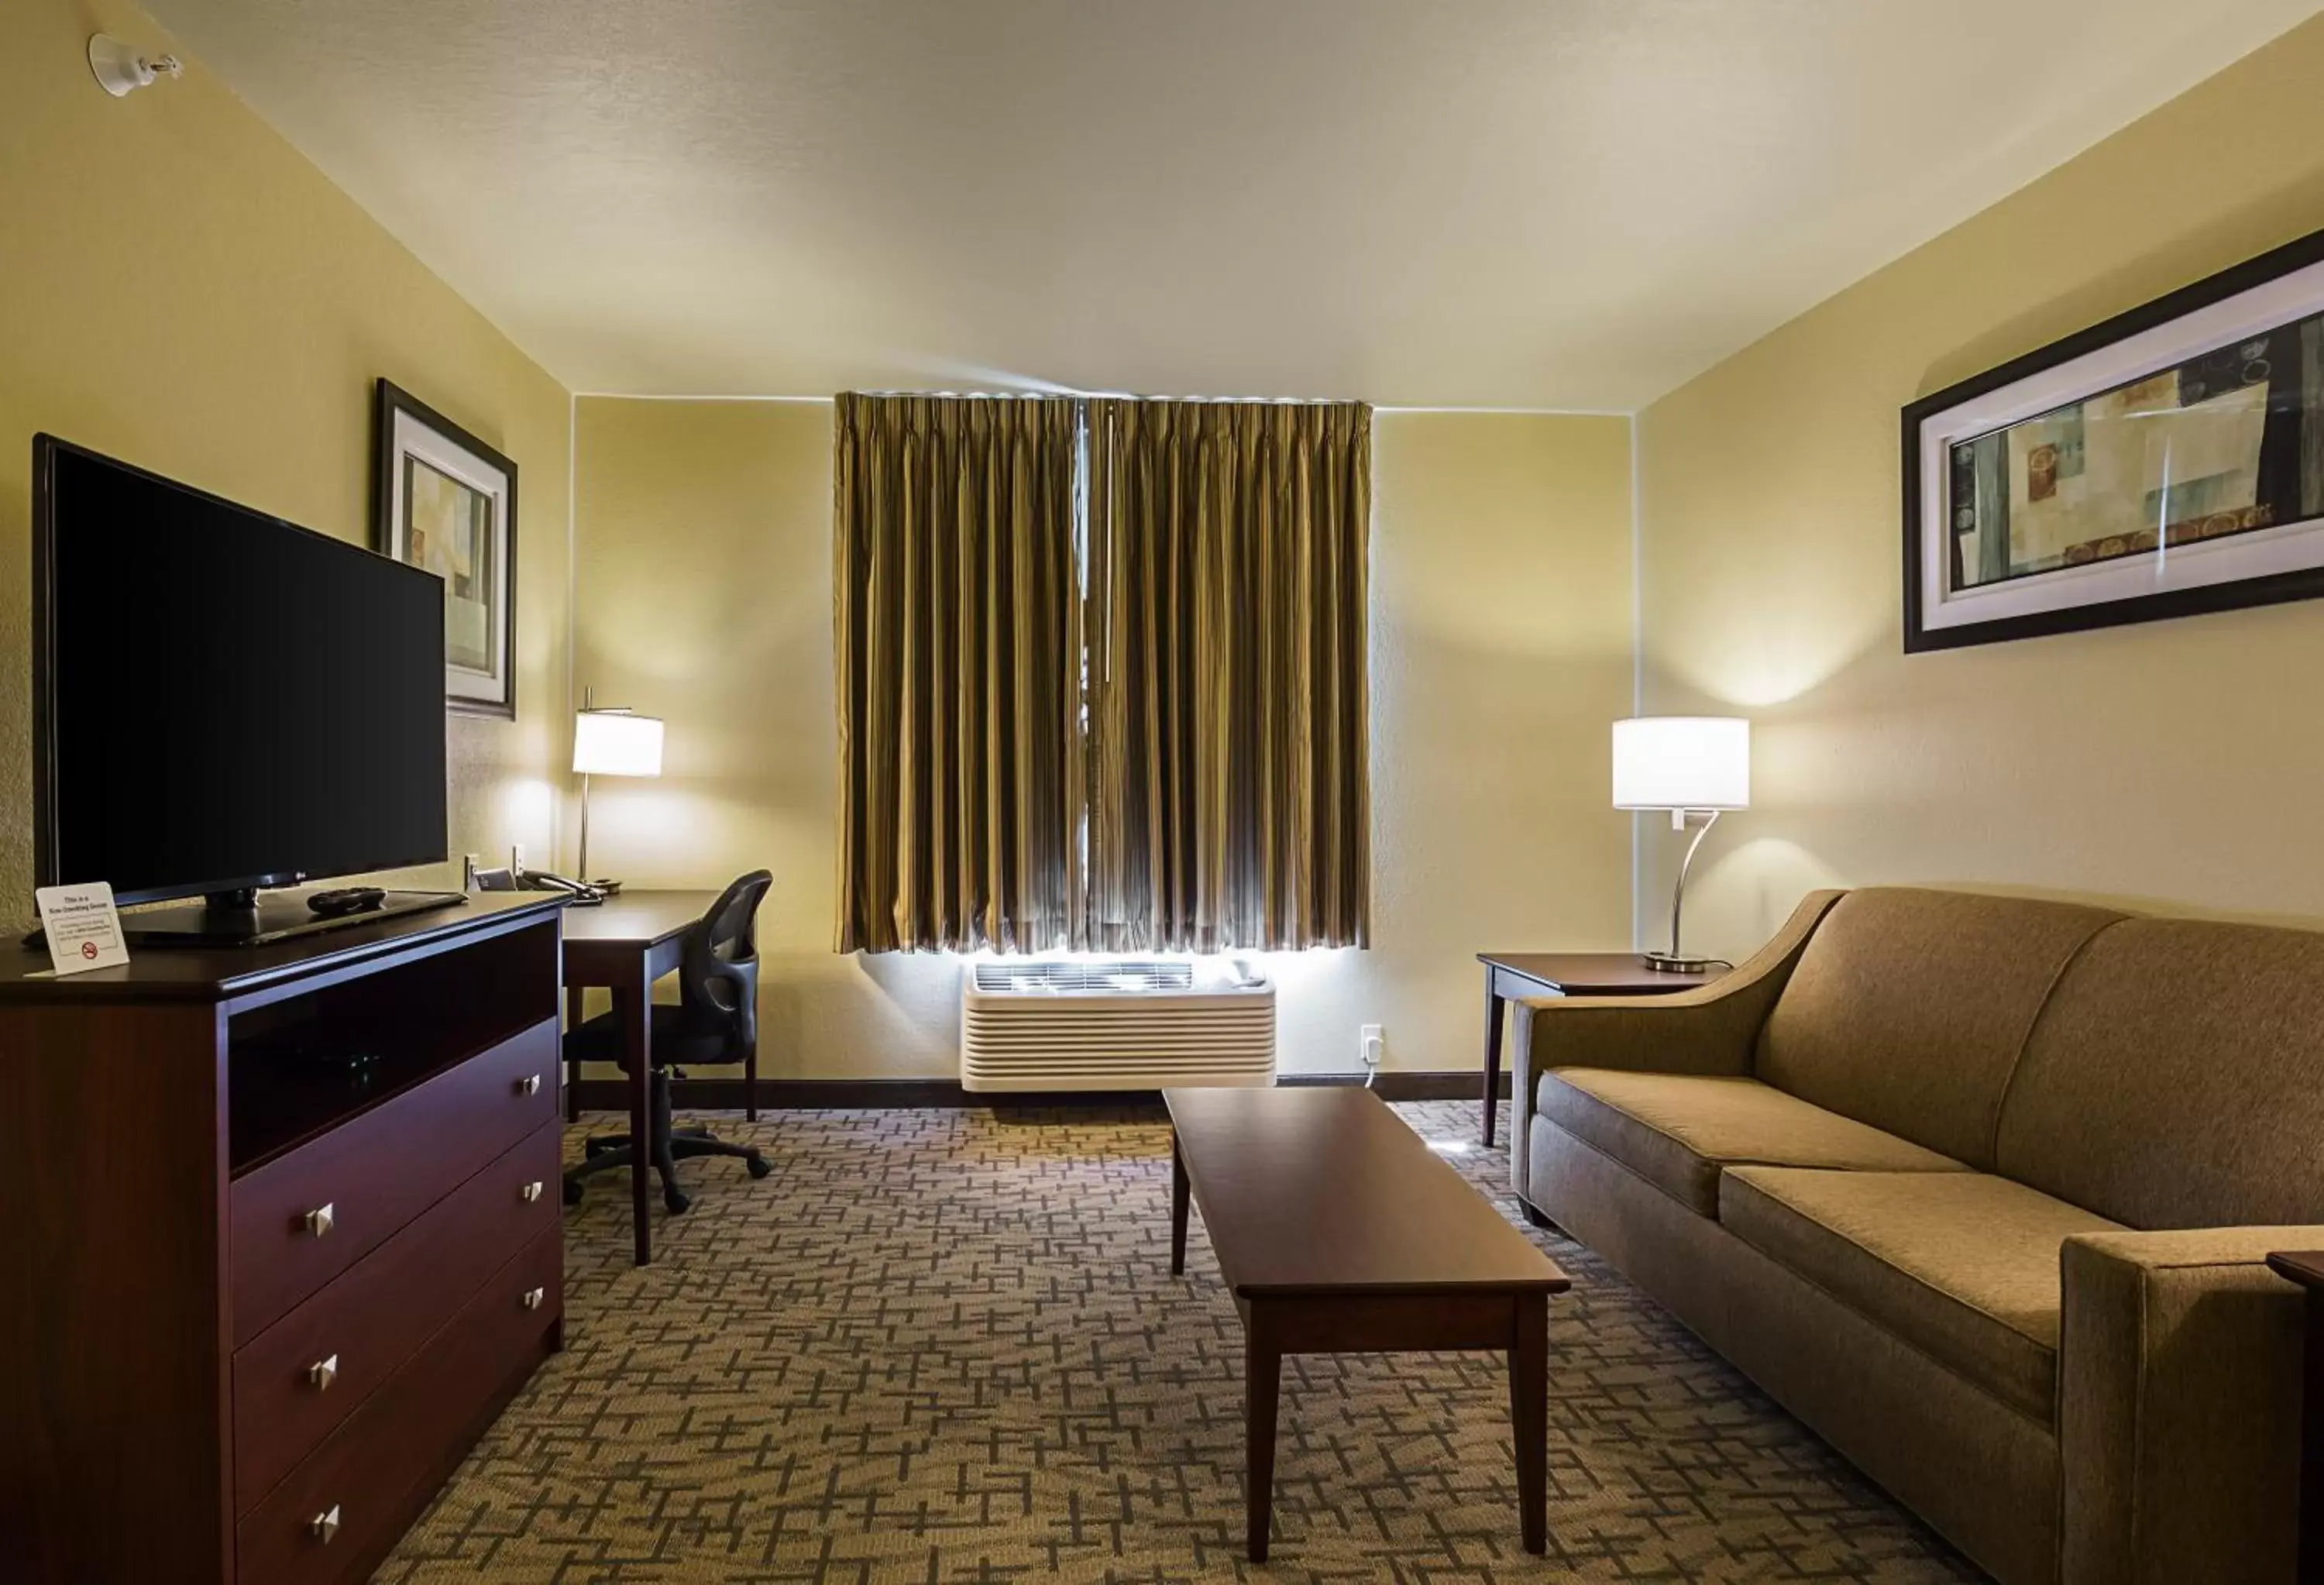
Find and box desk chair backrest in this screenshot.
[678,870,772,1051]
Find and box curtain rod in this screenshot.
[844,390,1367,405]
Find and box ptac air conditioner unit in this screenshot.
[960,959,1277,1092]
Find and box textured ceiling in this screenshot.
[146,0,2323,407]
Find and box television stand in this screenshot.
[121,886,467,947]
[0,890,567,1582]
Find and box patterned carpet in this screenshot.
[377,1100,1984,1583]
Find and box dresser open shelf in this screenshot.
[228,920,559,1175]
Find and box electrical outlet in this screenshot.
[510,843,527,874]
[1359,1023,1384,1069]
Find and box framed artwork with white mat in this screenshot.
[1904,225,2324,652]
[373,379,518,717]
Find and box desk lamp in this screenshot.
[1613,716,1749,972]
[572,689,664,892]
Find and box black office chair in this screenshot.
[563,871,774,1214]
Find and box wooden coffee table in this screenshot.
[1165,1085,1571,1561]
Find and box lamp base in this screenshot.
[1641,951,1719,974]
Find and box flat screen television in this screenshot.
[33,435,456,943]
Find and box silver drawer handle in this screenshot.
[522,1287,546,1312]
[303,1203,335,1239]
[521,1181,545,1204]
[514,1074,542,1098]
[308,1353,339,1391]
[311,1504,342,1544]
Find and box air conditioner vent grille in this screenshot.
[970,960,1195,995]
[961,958,1274,1092]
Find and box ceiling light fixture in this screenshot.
[88,34,184,98]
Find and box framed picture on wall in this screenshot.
[1903,225,2324,652]
[373,379,518,717]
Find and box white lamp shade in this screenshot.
[1612,716,1749,810]
[572,710,664,777]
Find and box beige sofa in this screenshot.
[1511,886,2320,1585]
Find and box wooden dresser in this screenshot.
[0,892,569,1583]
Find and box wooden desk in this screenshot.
[2266,1249,2324,1583]
[1166,1086,1570,1561]
[562,889,717,1267]
[1476,951,1721,1147]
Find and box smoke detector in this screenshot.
[88,34,184,98]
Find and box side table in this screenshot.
[2264,1250,2324,1583]
[1476,952,1721,1148]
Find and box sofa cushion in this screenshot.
[1755,888,2123,1168]
[1996,916,2324,1229]
[1538,1068,1969,1218]
[1721,1167,2123,1422]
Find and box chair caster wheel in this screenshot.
[562,1178,584,1207]
[664,1188,692,1215]
[746,1155,772,1180]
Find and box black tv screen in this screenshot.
[33,437,449,905]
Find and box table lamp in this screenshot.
[572,690,664,891]
[1612,716,1749,972]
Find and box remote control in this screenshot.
[308,886,387,917]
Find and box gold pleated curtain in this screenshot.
[1085,400,1373,952]
[833,394,1085,953]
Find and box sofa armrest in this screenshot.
[1508,889,1841,1198]
[2059,1227,2312,1585]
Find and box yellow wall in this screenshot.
[573,399,1635,1077]
[1635,16,2324,954]
[0,0,572,916]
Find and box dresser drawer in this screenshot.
[233,1116,562,1511]
[235,1226,561,1585]
[230,1017,559,1346]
